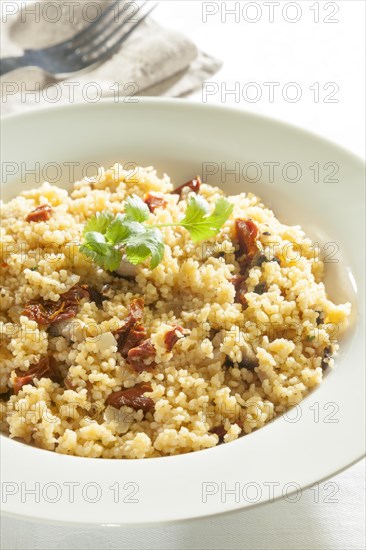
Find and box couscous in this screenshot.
[0,165,351,458]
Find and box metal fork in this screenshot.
[0,0,157,77]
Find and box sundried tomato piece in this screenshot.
[164,325,186,352]
[47,304,77,324]
[172,176,201,199]
[230,274,248,306]
[235,219,259,258]
[113,298,146,356]
[118,324,148,358]
[144,192,168,213]
[23,285,90,326]
[22,302,54,325]
[61,285,89,302]
[127,339,156,373]
[24,301,79,325]
[113,322,130,352]
[25,204,53,223]
[13,356,61,394]
[107,383,154,413]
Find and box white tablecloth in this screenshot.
[1,2,365,549]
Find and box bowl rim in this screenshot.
[1,96,365,165]
[1,454,364,527]
[1,97,365,525]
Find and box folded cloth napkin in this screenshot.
[0,0,222,115]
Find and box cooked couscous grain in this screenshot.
[0,165,350,458]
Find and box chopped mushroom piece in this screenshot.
[107,383,154,413]
[254,282,267,295]
[210,424,226,443]
[25,204,53,223]
[101,283,113,296]
[171,176,201,199]
[321,346,333,370]
[250,253,268,268]
[223,340,258,371]
[81,285,108,308]
[238,341,259,371]
[251,252,280,268]
[47,320,74,340]
[315,310,324,326]
[13,356,61,394]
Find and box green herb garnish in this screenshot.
[80,194,233,271]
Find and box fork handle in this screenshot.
[0,56,34,77]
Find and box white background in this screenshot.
[169,0,365,159]
[1,1,365,549]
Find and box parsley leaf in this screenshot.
[180,196,234,243]
[80,191,233,271]
[80,240,122,272]
[124,195,150,223]
[83,212,114,235]
[105,215,131,244]
[125,227,165,269]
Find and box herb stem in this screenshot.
[143,223,177,229]
[81,194,233,271]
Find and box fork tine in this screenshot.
[62,0,123,49]
[78,2,158,67]
[76,1,149,56]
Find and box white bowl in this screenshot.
[1,99,365,525]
